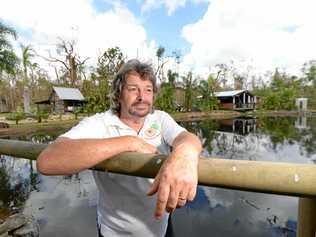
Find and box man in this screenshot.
[37,59,202,237]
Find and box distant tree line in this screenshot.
[1,21,316,116]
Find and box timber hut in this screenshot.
[35,86,85,113]
[0,96,9,112]
[215,90,256,111]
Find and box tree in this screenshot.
[256,69,300,110]
[156,46,168,83]
[302,60,316,87]
[182,72,199,112]
[155,70,178,112]
[197,75,219,111]
[82,47,125,113]
[0,21,19,76]
[42,38,89,86]
[21,44,35,113]
[215,63,229,89]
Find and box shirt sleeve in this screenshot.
[159,111,187,146]
[59,114,105,139]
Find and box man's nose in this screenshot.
[136,88,144,101]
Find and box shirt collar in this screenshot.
[105,109,152,130]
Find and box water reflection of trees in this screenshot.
[0,156,39,216]
[259,116,316,158]
[182,116,316,160]
[181,120,219,154]
[0,132,55,216]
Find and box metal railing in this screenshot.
[0,138,315,237]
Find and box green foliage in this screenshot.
[0,21,19,75]
[35,111,49,123]
[82,47,125,113]
[156,46,165,59]
[259,117,301,150]
[197,75,219,111]
[255,69,299,110]
[83,93,109,114]
[73,107,82,120]
[302,60,316,87]
[155,70,180,112]
[155,83,176,113]
[182,72,199,111]
[5,112,26,125]
[259,88,296,110]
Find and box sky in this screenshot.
[1,0,316,82]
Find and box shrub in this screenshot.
[5,112,26,125]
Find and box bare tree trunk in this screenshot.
[23,86,31,113]
[69,56,77,86]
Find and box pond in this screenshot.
[0,115,315,236]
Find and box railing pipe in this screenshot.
[0,139,315,236]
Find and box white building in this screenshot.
[295,98,308,111]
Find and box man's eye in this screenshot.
[127,87,137,91]
[146,88,153,93]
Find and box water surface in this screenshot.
[0,115,315,236]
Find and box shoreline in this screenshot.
[0,110,315,137]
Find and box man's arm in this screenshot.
[37,136,157,176]
[147,131,202,219]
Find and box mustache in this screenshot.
[131,101,151,106]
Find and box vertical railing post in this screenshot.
[297,197,316,237]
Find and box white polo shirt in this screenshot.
[60,109,186,237]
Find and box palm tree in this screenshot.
[21,44,35,113]
[0,21,19,75]
[156,46,166,83]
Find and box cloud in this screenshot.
[181,0,316,77]
[141,0,207,16]
[0,0,157,76]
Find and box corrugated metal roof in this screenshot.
[53,86,85,100]
[215,90,246,97]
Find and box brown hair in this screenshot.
[110,59,157,115]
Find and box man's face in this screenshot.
[119,72,154,118]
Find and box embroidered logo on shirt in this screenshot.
[144,123,161,139]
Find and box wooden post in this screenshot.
[297,198,316,237]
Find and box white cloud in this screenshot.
[0,0,157,77]
[141,0,207,16]
[181,0,316,78]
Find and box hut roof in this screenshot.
[53,86,85,101]
[215,90,253,97]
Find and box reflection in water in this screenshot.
[171,116,316,236]
[0,156,39,219]
[170,187,297,237]
[0,116,315,236]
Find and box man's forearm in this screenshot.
[171,131,202,160]
[37,136,137,176]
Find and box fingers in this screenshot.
[138,140,158,154]
[155,184,170,219]
[147,174,160,196]
[176,190,189,208]
[156,181,191,218]
[165,187,179,213]
[188,186,197,202]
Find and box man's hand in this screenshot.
[129,136,158,154]
[146,147,199,219]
